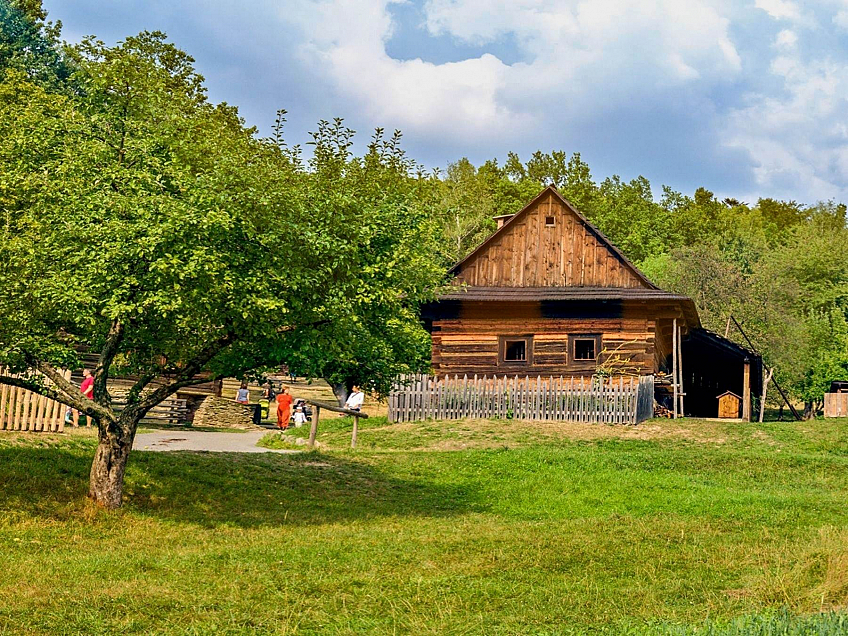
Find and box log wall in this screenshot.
[432,316,657,376]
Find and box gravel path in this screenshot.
[133,429,298,454]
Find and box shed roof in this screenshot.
[687,328,760,361]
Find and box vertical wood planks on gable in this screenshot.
[516,219,526,287]
[545,196,558,284]
[524,210,537,285]
[567,212,576,285]
[451,190,654,289]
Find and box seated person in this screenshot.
[344,385,364,412]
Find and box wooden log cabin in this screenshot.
[422,185,761,418]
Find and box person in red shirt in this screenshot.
[275,385,293,430]
[73,369,94,427]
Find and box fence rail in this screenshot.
[389,374,654,424]
[0,367,73,432]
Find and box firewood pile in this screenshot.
[654,403,673,418]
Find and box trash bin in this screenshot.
[248,403,262,425]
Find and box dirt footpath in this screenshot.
[133,429,298,454]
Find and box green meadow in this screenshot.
[1,417,846,634]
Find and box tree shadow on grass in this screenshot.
[0,446,483,528]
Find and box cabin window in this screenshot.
[499,336,532,365]
[545,216,556,227]
[571,335,601,362]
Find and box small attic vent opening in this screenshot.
[545,216,555,227]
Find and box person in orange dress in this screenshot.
[275,385,293,430]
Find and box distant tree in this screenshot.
[0,0,69,88]
[594,175,673,262]
[433,158,497,263]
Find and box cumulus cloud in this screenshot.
[754,0,802,21]
[281,0,741,146]
[723,43,848,201]
[266,0,848,201]
[774,29,798,48]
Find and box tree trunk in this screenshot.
[803,401,814,420]
[329,381,349,407]
[88,424,134,509]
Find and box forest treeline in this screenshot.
[3,0,847,419]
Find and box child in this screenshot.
[235,382,250,404]
[293,404,307,427]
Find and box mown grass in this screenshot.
[1,417,846,634]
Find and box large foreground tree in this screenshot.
[0,30,443,507]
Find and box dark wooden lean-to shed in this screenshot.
[422,185,761,419]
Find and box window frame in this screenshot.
[570,334,602,364]
[498,335,533,366]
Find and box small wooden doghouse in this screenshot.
[824,381,848,418]
[717,391,742,419]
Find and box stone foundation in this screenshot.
[192,396,255,429]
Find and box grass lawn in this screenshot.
[1,417,846,634]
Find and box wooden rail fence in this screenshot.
[0,370,192,431]
[388,374,655,425]
[0,367,73,432]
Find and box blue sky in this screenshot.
[43,0,848,204]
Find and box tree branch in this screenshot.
[94,319,124,405]
[126,371,157,404]
[128,332,235,420]
[0,373,113,422]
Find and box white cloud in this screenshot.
[273,0,848,202]
[723,49,848,201]
[281,0,741,146]
[774,29,798,48]
[834,8,848,30]
[755,0,802,21]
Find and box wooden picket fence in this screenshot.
[0,367,73,432]
[388,374,655,424]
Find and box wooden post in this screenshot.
[759,367,773,423]
[672,318,678,419]
[351,415,358,449]
[677,322,685,417]
[742,360,751,422]
[308,405,320,449]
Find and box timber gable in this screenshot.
[450,186,655,289]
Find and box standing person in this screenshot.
[276,385,293,430]
[261,381,276,419]
[235,382,250,404]
[344,385,364,412]
[72,368,94,427]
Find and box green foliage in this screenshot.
[0,0,69,88]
